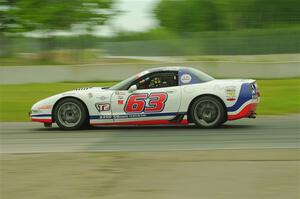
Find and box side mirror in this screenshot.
[128,85,137,93]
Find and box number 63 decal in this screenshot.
[124,92,168,113]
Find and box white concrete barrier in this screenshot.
[1,62,299,84]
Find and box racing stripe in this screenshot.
[91,119,188,126]
[90,112,186,120]
[31,114,52,123]
[227,83,252,112]
[31,114,52,117]
[228,103,257,120]
[32,118,53,123]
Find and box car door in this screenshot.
[110,71,181,124]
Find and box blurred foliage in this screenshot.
[0,27,299,58]
[102,28,300,55]
[154,0,300,32]
[1,0,300,59]
[155,0,224,31]
[0,0,114,34]
[0,0,115,59]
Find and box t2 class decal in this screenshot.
[124,92,168,113]
[95,103,111,112]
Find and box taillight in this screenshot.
[257,90,261,97]
[250,82,260,98]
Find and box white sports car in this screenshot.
[30,67,260,130]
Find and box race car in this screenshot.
[30,67,260,130]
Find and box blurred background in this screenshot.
[0,0,299,64]
[0,0,299,120]
[0,1,299,199]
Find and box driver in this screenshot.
[149,77,162,88]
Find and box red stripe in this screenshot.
[226,98,236,101]
[31,118,52,123]
[228,103,257,120]
[91,119,188,126]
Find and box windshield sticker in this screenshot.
[180,74,192,84]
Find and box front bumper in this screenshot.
[29,110,53,123]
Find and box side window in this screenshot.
[136,72,178,90]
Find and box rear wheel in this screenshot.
[53,98,88,130]
[190,96,225,128]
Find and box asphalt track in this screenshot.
[0,115,299,154]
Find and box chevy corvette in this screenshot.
[30,67,260,129]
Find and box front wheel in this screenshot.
[190,96,225,128]
[53,98,88,130]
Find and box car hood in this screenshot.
[31,87,111,111]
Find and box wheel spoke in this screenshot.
[194,99,221,127]
[57,102,82,128]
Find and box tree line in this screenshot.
[154,0,300,32]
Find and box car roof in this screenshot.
[147,66,192,73]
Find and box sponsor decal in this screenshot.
[95,103,110,112]
[115,91,126,95]
[118,99,124,105]
[180,74,192,84]
[97,96,107,100]
[37,105,52,110]
[96,115,112,119]
[226,86,236,98]
[90,112,187,120]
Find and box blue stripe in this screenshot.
[90,112,185,120]
[31,114,52,117]
[227,83,252,112]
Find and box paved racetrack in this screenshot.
[1,115,299,154]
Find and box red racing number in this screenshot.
[145,93,167,112]
[124,92,168,113]
[124,93,148,113]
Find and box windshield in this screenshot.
[109,68,213,90]
[110,70,151,90]
[109,75,137,90]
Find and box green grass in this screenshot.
[0,79,299,122]
[0,82,116,122]
[257,78,300,115]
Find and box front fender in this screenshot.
[30,94,63,123]
[30,88,111,123]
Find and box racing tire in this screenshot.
[53,98,88,130]
[190,96,225,128]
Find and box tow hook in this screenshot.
[248,112,256,119]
